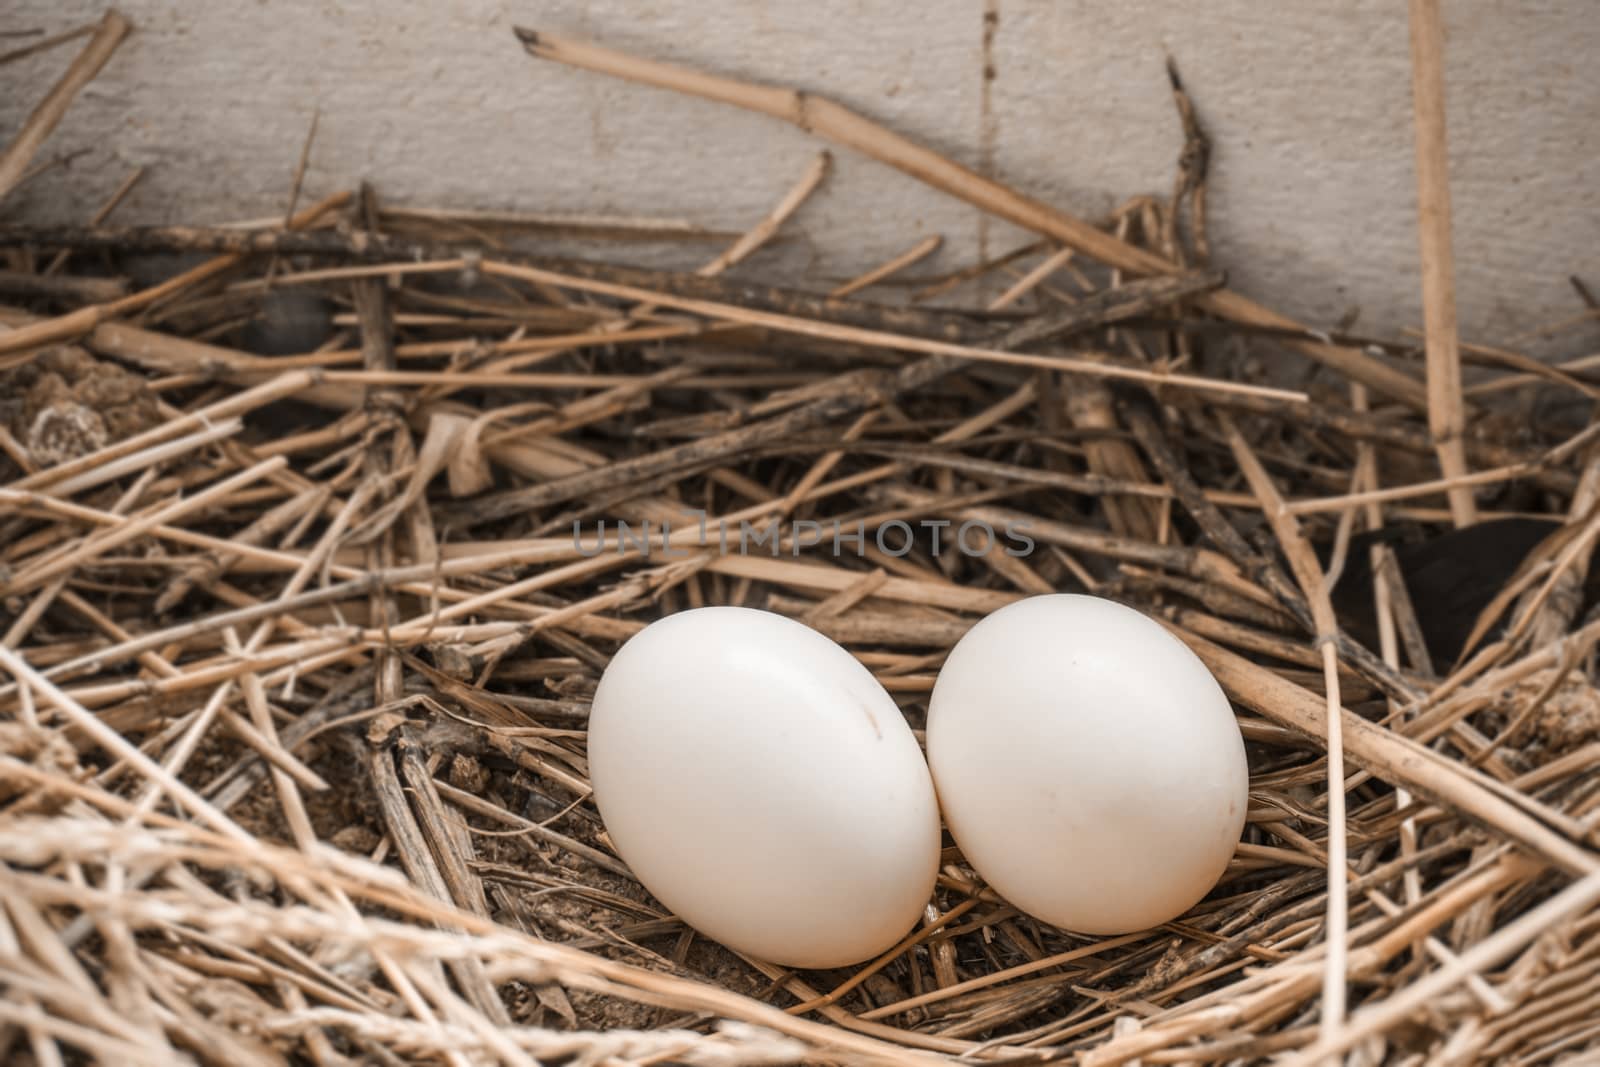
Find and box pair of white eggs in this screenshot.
[587,594,1249,969]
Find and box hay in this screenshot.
[2,11,1599,1067]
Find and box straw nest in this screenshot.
[2,10,1599,1067]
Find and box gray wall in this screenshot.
[5,1,1596,357]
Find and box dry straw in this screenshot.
[1,11,1598,1067]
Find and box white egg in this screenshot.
[927,594,1247,934]
[588,606,940,968]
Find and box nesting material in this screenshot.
[2,12,1600,1067]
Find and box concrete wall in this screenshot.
[4,1,1596,358]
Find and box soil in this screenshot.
[0,345,161,471]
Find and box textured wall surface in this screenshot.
[3,1,1596,356]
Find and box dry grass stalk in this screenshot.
[513,28,1429,409]
[0,10,130,200]
[1,16,1598,1067]
[1406,0,1477,529]
[1221,413,1366,1058]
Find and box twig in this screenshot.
[0,10,131,200]
[1221,416,1351,1049]
[830,235,943,298]
[0,22,96,68]
[1407,0,1476,526]
[1280,867,1600,1067]
[513,27,1428,408]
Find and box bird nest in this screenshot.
[2,12,1599,1067]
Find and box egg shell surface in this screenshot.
[588,606,941,968]
[927,594,1248,934]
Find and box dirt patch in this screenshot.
[0,345,161,469]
